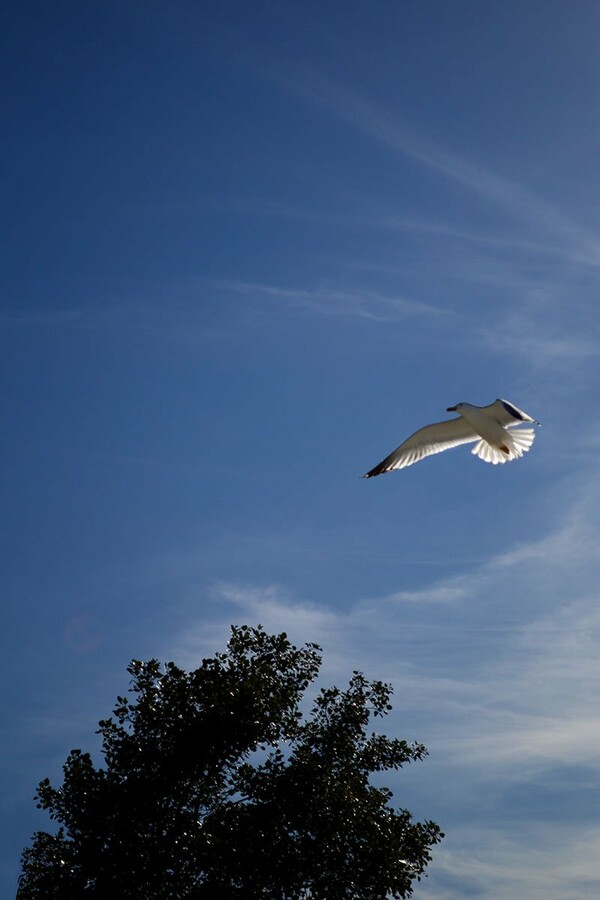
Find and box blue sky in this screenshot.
[3,1,600,895]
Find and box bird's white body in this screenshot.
[363,399,539,477]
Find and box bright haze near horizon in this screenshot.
[3,2,600,897]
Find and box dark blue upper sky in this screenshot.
[3,2,600,896]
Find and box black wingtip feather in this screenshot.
[499,399,526,421]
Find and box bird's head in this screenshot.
[447,402,464,412]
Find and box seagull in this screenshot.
[363,399,540,477]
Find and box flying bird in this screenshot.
[363,399,539,477]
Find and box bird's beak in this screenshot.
[447,405,457,412]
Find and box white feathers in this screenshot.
[471,428,535,464]
[363,418,480,475]
[363,399,539,477]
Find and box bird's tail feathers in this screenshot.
[509,427,536,453]
[471,428,536,465]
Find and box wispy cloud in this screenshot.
[169,481,600,770]
[285,73,600,264]
[443,596,600,770]
[477,292,600,371]
[164,467,600,898]
[233,195,577,265]
[216,279,447,322]
[153,405,600,898]
[420,825,600,899]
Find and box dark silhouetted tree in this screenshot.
[18,625,442,899]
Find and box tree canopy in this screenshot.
[17,625,442,899]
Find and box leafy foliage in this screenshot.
[18,625,442,898]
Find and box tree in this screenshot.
[17,625,443,899]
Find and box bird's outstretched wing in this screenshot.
[480,399,538,427]
[363,417,479,477]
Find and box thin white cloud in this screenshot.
[477,298,600,370]
[168,471,600,773]
[286,73,600,264]
[384,585,467,605]
[420,825,600,899]
[216,279,447,322]
[163,462,600,897]
[230,197,571,261]
[446,590,600,769]
[172,582,343,674]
